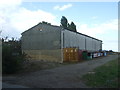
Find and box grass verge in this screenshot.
[82,57,119,88]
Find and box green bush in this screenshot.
[2,39,26,74]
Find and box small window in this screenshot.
[40,29,42,31]
[38,28,42,31]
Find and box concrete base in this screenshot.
[22,49,62,63]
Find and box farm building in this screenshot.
[21,23,102,63]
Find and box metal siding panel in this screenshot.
[69,31,73,47]
[64,30,69,48]
[61,31,63,49]
[78,34,85,50]
[95,40,99,51]
[62,29,102,51]
[71,31,75,47]
[71,32,74,47]
[86,37,88,50]
[81,35,85,50]
[64,30,80,48]
[95,40,97,51]
[90,38,93,51]
[75,33,78,47]
[100,42,101,50]
[96,40,101,51]
[86,37,88,51]
[96,41,98,51]
[92,39,94,51]
[86,37,93,51]
[64,30,77,48]
[77,34,80,49]
[96,40,99,51]
[76,33,79,48]
[92,39,96,51]
[83,36,86,50]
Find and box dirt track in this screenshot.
[3,54,118,88]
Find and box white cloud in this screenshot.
[77,19,118,37]
[102,40,118,51]
[10,8,57,32]
[54,5,60,10]
[0,0,58,38]
[76,19,118,51]
[0,0,22,8]
[54,4,72,11]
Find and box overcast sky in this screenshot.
[0,0,118,51]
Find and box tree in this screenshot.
[68,23,72,31]
[68,22,77,32]
[71,22,77,32]
[60,16,68,29]
[60,16,77,32]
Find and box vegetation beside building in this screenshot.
[2,38,26,74]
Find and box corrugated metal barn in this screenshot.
[21,23,102,63]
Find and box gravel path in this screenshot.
[2,54,118,88]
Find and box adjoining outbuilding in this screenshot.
[21,23,102,63]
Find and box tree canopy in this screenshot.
[68,22,76,32]
[60,16,68,29]
[60,16,77,32]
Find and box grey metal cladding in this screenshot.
[22,24,61,50]
[77,33,85,50]
[63,30,69,48]
[86,37,93,51]
[96,41,101,51]
[96,40,100,51]
[92,39,96,51]
[63,29,102,51]
[63,30,86,49]
[63,30,77,48]
[91,39,102,51]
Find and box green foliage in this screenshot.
[67,23,71,30]
[82,59,118,88]
[68,22,77,32]
[60,16,77,32]
[60,16,68,29]
[2,38,26,74]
